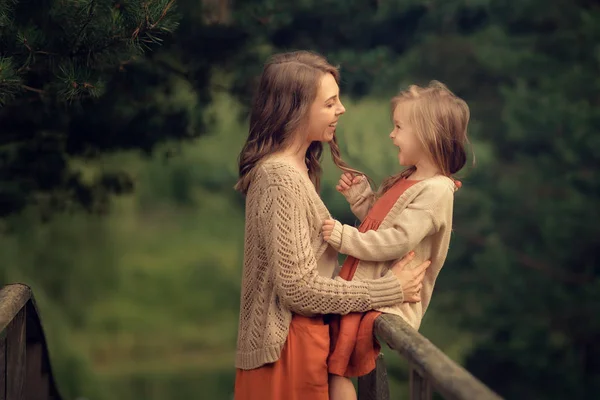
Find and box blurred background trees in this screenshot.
[1,0,598,398]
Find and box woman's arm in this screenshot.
[261,184,404,316]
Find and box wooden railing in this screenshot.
[0,284,63,400]
[0,283,501,400]
[358,314,503,400]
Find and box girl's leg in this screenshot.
[329,374,357,400]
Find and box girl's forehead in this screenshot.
[393,102,412,119]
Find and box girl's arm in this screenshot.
[261,184,404,315]
[340,176,376,221]
[324,188,453,262]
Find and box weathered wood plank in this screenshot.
[6,307,26,400]
[25,298,62,400]
[358,353,390,400]
[0,330,6,400]
[409,365,432,400]
[0,286,31,333]
[374,314,503,400]
[26,342,49,400]
[0,285,63,400]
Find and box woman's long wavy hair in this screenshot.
[234,51,364,195]
[379,81,472,195]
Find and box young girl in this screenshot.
[322,81,470,400]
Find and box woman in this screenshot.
[233,50,429,400]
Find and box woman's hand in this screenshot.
[390,251,430,303]
[336,172,364,193]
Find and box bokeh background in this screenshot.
[1,0,598,399]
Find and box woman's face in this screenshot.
[305,73,346,143]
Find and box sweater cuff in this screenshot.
[342,177,371,203]
[327,220,344,250]
[367,270,404,309]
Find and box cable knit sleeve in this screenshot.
[328,210,436,262]
[260,184,404,315]
[328,186,453,262]
[341,177,376,221]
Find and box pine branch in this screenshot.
[151,0,176,29]
[22,85,44,94]
[132,0,177,40]
[0,0,17,28]
[71,0,97,54]
[0,0,180,106]
[0,56,23,106]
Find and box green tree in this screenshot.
[374,1,600,398]
[452,2,600,398]
[0,0,179,217]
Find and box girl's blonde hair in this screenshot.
[379,81,471,195]
[234,51,364,195]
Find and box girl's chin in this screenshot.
[397,154,412,167]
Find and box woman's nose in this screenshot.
[337,102,346,115]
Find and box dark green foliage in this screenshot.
[0,0,180,217]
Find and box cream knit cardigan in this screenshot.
[327,175,457,330]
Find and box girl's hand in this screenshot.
[322,219,336,241]
[336,173,364,193]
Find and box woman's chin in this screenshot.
[322,131,335,143]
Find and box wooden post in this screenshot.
[0,329,6,400]
[358,353,390,400]
[0,285,64,400]
[373,314,503,400]
[409,364,432,400]
[26,343,49,400]
[6,307,26,400]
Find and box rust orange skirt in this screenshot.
[234,314,330,400]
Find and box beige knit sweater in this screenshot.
[235,160,405,370]
[327,175,457,330]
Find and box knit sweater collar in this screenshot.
[260,158,332,219]
[380,175,456,229]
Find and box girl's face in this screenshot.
[389,104,425,167]
[305,73,346,143]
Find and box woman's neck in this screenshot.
[271,139,312,173]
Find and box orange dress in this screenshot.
[328,178,419,377]
[234,314,330,400]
